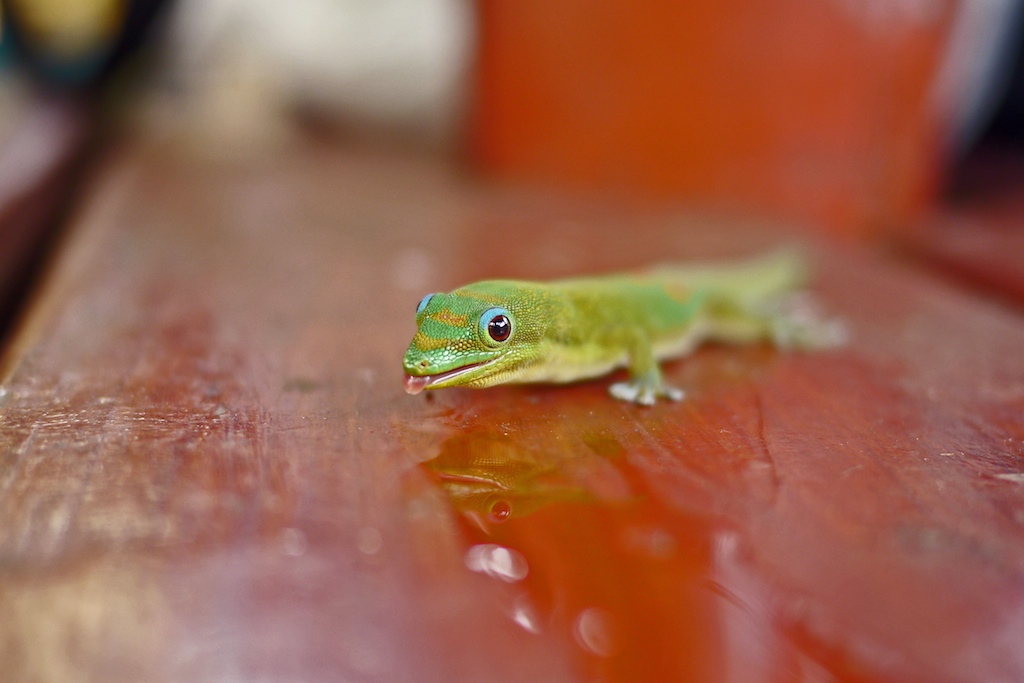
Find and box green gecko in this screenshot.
[403,249,844,405]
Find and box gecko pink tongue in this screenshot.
[404,374,429,395]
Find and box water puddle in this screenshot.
[417,393,838,682]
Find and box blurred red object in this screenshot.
[469,1,957,238]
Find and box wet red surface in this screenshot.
[1,141,1023,681]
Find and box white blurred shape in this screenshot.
[154,0,473,150]
[573,607,619,658]
[464,543,529,583]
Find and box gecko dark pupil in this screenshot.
[487,315,511,342]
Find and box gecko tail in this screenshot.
[650,247,812,307]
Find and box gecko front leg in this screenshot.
[608,332,685,406]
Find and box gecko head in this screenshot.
[403,283,543,394]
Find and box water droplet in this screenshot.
[357,526,383,555]
[573,607,618,657]
[464,544,528,582]
[343,631,388,675]
[647,529,675,558]
[510,595,542,634]
[281,527,307,557]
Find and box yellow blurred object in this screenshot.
[8,0,126,58]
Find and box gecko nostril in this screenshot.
[419,360,428,367]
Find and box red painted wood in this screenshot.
[0,141,1022,682]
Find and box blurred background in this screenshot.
[1,0,1023,329]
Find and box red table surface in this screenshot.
[0,140,1022,682]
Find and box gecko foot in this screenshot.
[763,292,848,350]
[609,381,685,406]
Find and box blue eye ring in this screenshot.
[416,293,436,316]
[479,307,513,344]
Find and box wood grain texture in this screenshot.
[1,140,1023,682]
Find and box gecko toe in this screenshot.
[664,386,685,401]
[609,382,640,403]
[609,381,684,405]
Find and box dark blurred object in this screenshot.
[0,0,171,342]
[977,6,1024,145]
[0,0,172,89]
[0,96,92,343]
[469,1,996,239]
[895,6,1024,311]
[897,145,1024,312]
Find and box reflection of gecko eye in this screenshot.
[416,293,436,316]
[490,499,512,522]
[480,307,513,344]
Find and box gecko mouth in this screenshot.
[403,358,498,395]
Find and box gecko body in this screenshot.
[403,250,841,405]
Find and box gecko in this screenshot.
[402,249,844,405]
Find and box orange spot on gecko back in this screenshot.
[430,308,469,327]
[412,330,451,351]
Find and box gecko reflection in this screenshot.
[421,430,598,526]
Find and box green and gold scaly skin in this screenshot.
[403,250,844,405]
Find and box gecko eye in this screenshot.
[488,316,511,342]
[416,293,436,316]
[479,307,513,344]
